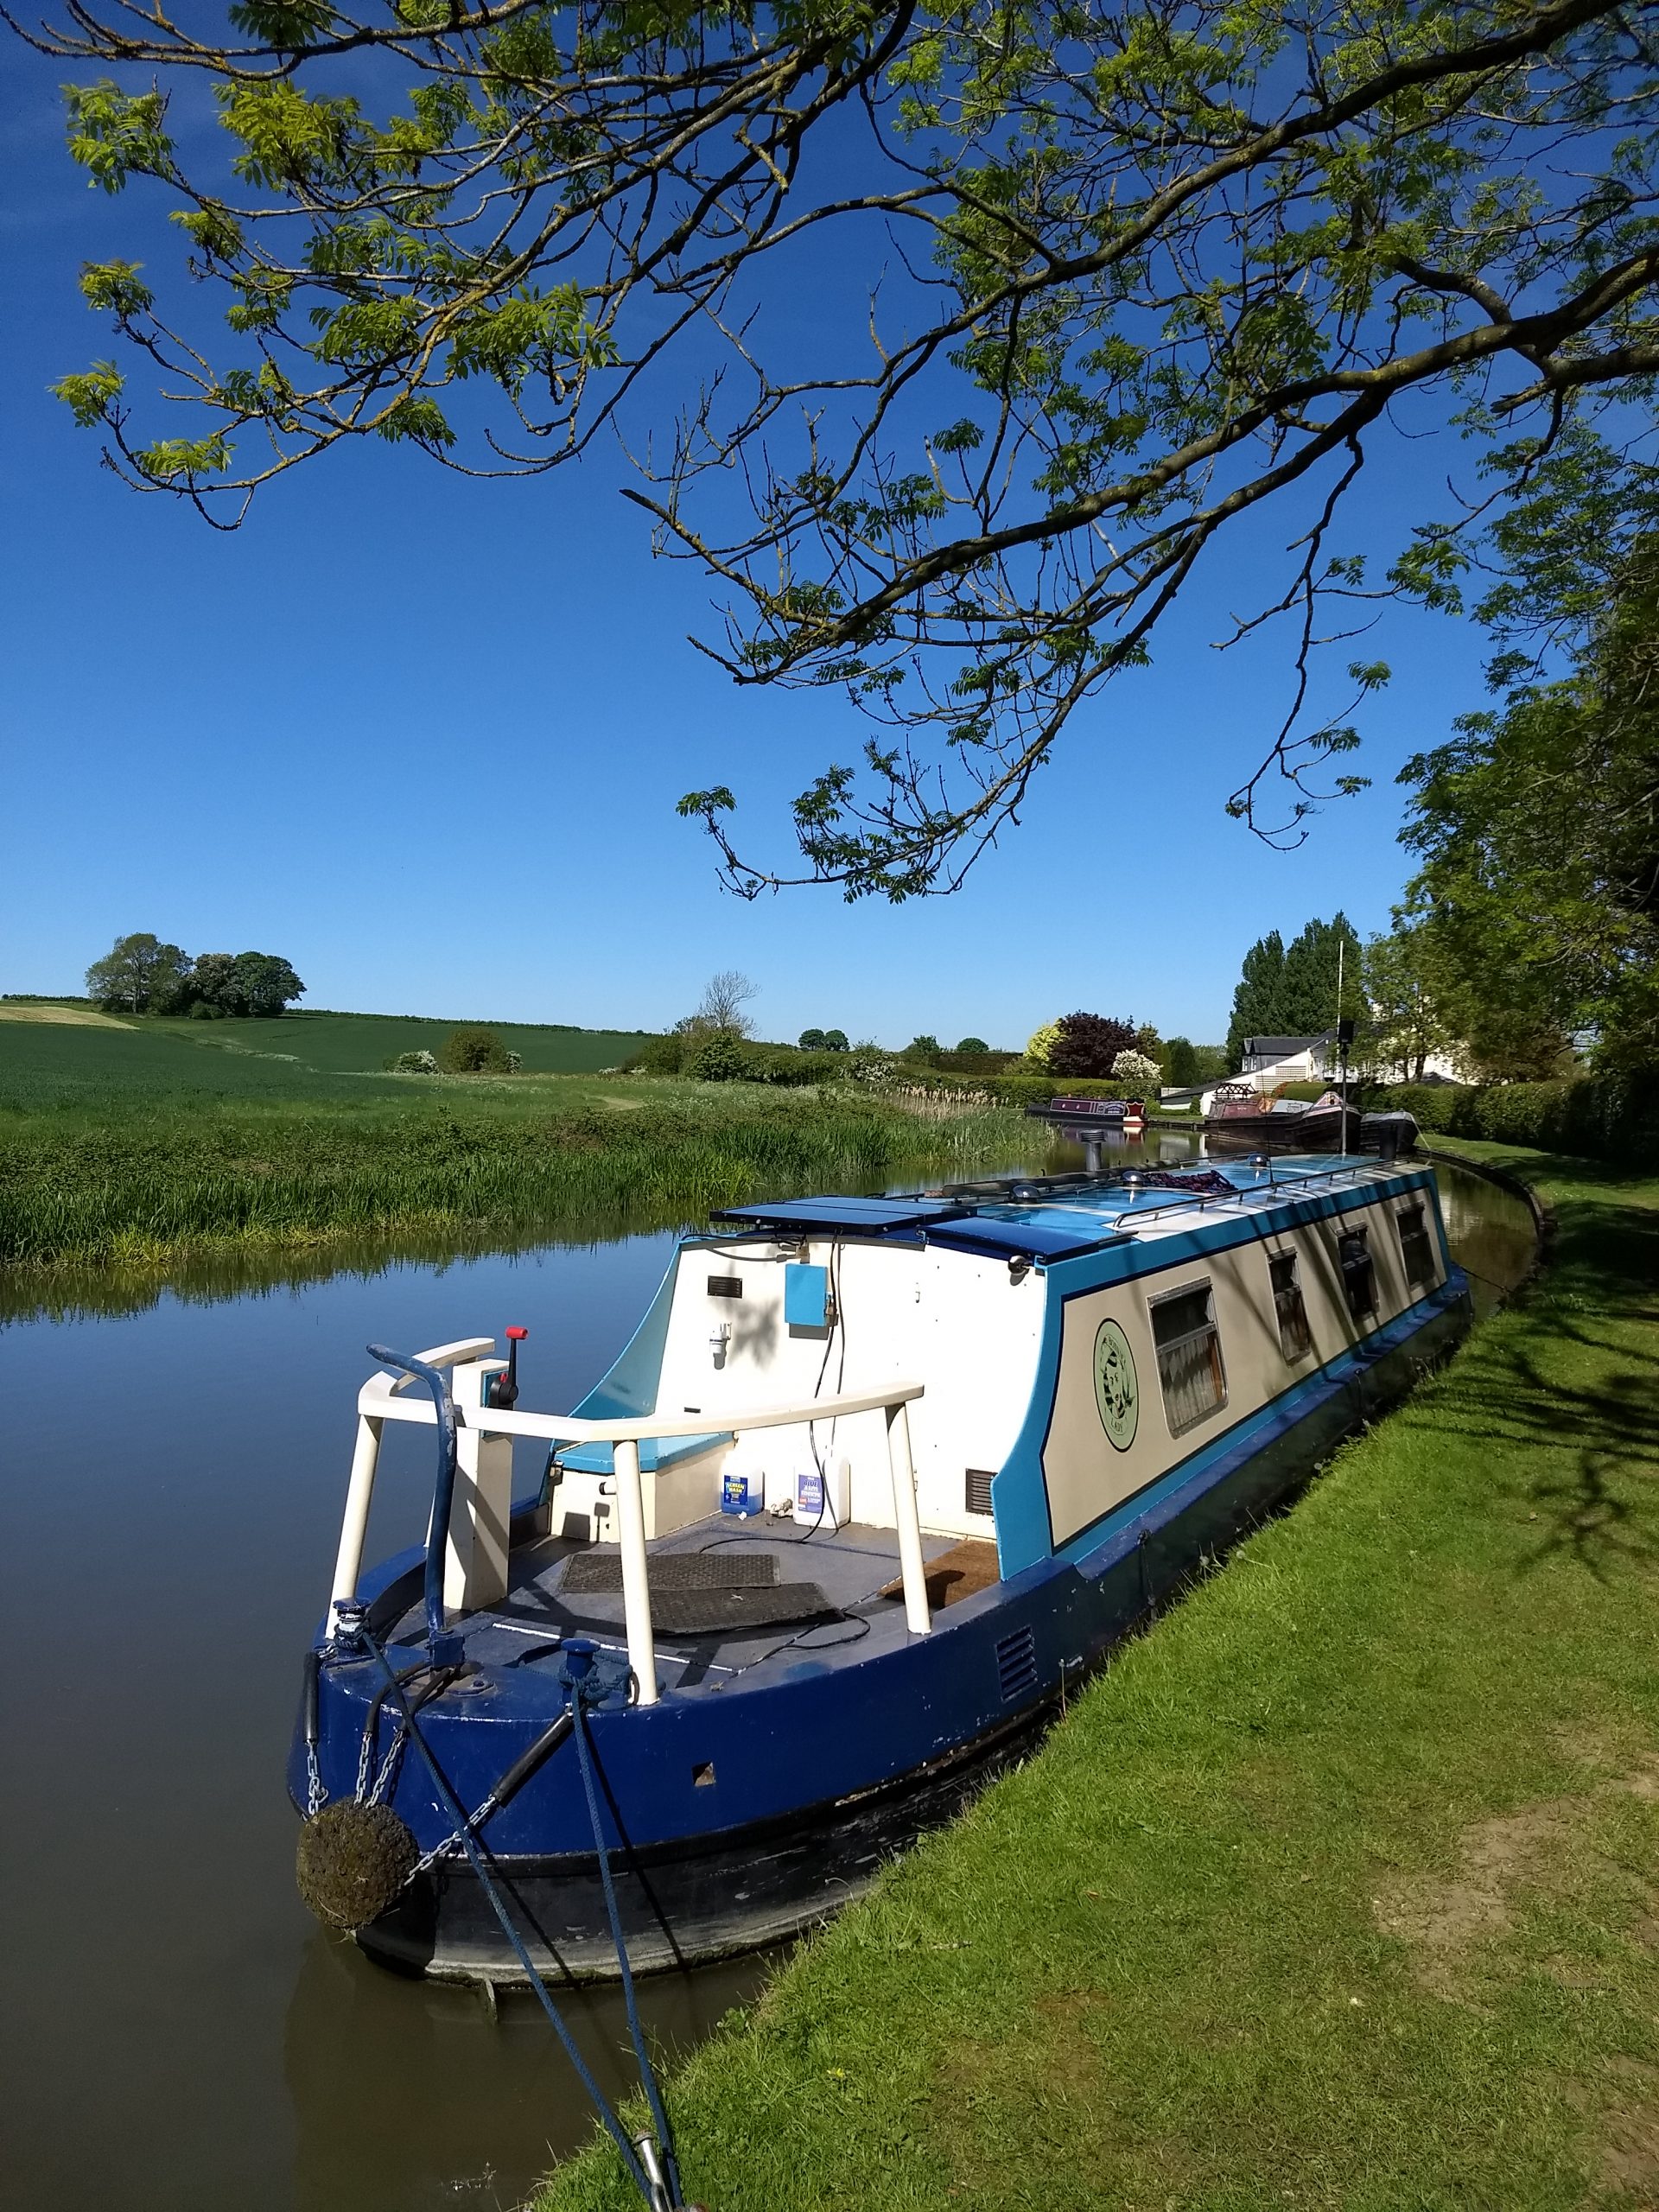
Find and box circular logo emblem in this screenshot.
[1093,1319,1139,1451]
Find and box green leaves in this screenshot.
[65,82,174,193]
[448,287,617,390]
[77,260,152,317]
[50,360,123,427]
[135,433,233,480]
[226,0,338,46]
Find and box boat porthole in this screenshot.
[1092,1319,1139,1452]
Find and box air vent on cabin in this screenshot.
[965,1467,995,1518]
[995,1624,1039,1703]
[707,1276,743,1299]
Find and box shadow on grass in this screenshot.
[1396,1166,1659,1584]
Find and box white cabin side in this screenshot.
[649,1236,1046,1538]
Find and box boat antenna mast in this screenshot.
[1336,938,1354,1150]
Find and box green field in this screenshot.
[540,1141,1659,2212]
[0,1001,655,1105]
[0,1010,1031,1282]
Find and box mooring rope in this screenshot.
[359,1626,668,2208]
[568,1656,683,2210]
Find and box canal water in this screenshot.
[0,1140,1536,2212]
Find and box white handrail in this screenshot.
[357,1374,925,1442]
[334,1364,932,1705]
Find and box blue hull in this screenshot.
[289,1277,1469,1981]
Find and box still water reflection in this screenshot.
[0,1137,1534,2212]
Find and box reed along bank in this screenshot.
[538,1137,1659,2212]
[0,1079,1028,1276]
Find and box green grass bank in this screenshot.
[542,1139,1659,2212]
[0,1026,1030,1277]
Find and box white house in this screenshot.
[1236,1032,1341,1091]
[1232,1029,1461,1095]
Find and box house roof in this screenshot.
[1244,1031,1338,1058]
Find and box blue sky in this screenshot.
[0,47,1498,1051]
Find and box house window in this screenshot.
[1338,1228,1376,1320]
[1149,1282,1227,1436]
[1396,1204,1436,1291]
[1269,1251,1313,1360]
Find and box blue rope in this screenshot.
[568,1675,683,2208]
[359,1629,656,2204]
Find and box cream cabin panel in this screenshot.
[1042,1284,1170,1550]
[1043,1189,1445,1553]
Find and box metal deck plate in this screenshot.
[562,1549,779,1594]
[649,1582,835,1634]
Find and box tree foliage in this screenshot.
[24,0,1659,897]
[1110,1048,1162,1089]
[438,1024,515,1071]
[84,931,303,1015]
[1225,913,1363,1069]
[1399,511,1659,1074]
[1048,1010,1138,1079]
[1164,1036,1199,1087]
[85,931,191,1014]
[1361,925,1460,1083]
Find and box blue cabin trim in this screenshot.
[566,1249,680,1422]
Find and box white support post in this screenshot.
[329,1414,383,1615]
[446,1360,515,1614]
[613,1437,658,1705]
[885,1400,932,1637]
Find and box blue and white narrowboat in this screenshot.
[291,1154,1468,1983]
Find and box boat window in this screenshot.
[1395,1204,1437,1291]
[1269,1252,1313,1360]
[1338,1227,1376,1320]
[1149,1281,1228,1436]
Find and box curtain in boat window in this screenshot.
[1338,1229,1376,1320]
[1150,1283,1227,1435]
[1395,1204,1436,1292]
[1269,1252,1313,1359]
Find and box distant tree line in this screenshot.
[86,931,304,1018]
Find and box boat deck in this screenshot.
[385,1517,999,1692]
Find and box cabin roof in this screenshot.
[714,1157,1405,1260]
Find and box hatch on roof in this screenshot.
[711,1196,971,1236]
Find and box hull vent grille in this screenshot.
[995,1625,1039,1703]
[965,1467,995,1518]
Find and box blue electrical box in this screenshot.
[785,1262,830,1329]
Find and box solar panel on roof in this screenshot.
[711,1196,971,1235]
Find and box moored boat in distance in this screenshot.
[1204,1085,1421,1158]
[291,1154,1469,1985]
[1205,1083,1358,1150]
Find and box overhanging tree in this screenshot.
[21,0,1659,895]
[1399,518,1659,1073]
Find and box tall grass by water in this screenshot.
[0,1085,1028,1279]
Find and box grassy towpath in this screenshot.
[543,1140,1659,2212]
